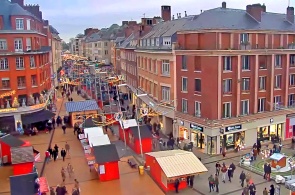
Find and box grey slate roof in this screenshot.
[119,33,134,48]
[93,144,120,163]
[129,125,153,139]
[141,16,194,39]
[65,100,99,112]
[0,134,25,147]
[10,173,37,195]
[182,7,295,31]
[85,32,102,43]
[0,0,39,30]
[49,25,59,34]
[11,146,34,164]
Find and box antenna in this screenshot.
[143,13,145,18]
[288,0,290,6]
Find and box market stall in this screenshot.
[93,144,120,181]
[102,105,123,124]
[65,100,100,126]
[270,153,286,168]
[285,179,295,195]
[124,125,153,154]
[11,146,34,175]
[10,173,39,195]
[145,150,208,192]
[84,126,104,138]
[118,119,138,143]
[0,134,25,165]
[88,134,110,147]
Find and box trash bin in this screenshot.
[138,166,144,175]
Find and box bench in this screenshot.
[128,158,137,168]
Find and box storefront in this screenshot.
[220,124,245,150]
[189,123,204,149]
[257,123,283,142]
[286,114,295,139]
[178,126,189,140]
[207,136,217,155]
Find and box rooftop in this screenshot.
[65,100,99,112]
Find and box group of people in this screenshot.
[46,142,70,162]
[50,179,80,195]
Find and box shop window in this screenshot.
[221,131,245,150]
[178,126,188,139]
[207,136,217,155]
[257,124,282,142]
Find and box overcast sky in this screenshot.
[26,0,293,42]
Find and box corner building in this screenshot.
[175,2,295,154]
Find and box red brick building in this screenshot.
[175,2,295,154]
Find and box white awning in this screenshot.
[119,119,138,129]
[84,127,104,138]
[88,134,110,147]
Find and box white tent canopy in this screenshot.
[88,134,111,147]
[84,127,104,138]
[119,119,138,129]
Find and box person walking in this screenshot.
[61,148,66,161]
[52,117,56,129]
[229,162,236,177]
[62,123,66,134]
[263,162,267,179]
[221,164,227,183]
[45,150,50,164]
[54,144,59,157]
[65,142,70,155]
[249,182,256,195]
[189,175,194,188]
[263,188,268,195]
[243,185,250,195]
[67,163,74,177]
[53,149,58,161]
[240,171,246,187]
[214,174,219,193]
[61,167,66,182]
[227,165,232,182]
[56,116,62,127]
[208,174,215,192]
[48,146,53,158]
[174,178,180,193]
[215,162,221,176]
[269,184,275,195]
[74,179,80,191]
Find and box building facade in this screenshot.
[175,2,295,154]
[0,0,56,133]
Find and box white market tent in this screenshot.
[88,134,111,147]
[84,127,104,138]
[119,119,138,129]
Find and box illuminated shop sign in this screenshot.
[225,124,242,132]
[190,123,203,132]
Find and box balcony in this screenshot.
[0,46,52,56]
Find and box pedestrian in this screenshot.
[62,123,66,134]
[222,148,226,157]
[65,142,70,155]
[214,174,219,193]
[61,167,66,182]
[56,116,62,127]
[70,97,73,101]
[215,161,221,176]
[174,178,180,193]
[72,188,79,195]
[221,163,227,183]
[190,175,194,188]
[208,174,215,192]
[243,185,250,195]
[53,149,58,161]
[240,171,246,187]
[263,162,267,179]
[74,179,80,191]
[61,148,66,161]
[269,184,275,195]
[50,187,55,195]
[229,162,236,177]
[263,188,268,195]
[48,146,53,158]
[266,163,271,181]
[227,165,232,182]
[54,144,59,156]
[67,163,74,177]
[249,182,256,195]
[45,150,50,164]
[52,117,56,129]
[186,176,190,187]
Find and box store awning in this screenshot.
[21,110,55,124]
[93,144,119,164]
[0,134,25,147]
[146,150,208,178]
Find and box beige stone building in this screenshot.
[49,25,62,86]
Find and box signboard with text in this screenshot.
[190,123,203,132]
[225,124,242,132]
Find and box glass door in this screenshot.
[207,136,217,154]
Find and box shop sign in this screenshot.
[190,123,203,132]
[270,118,274,124]
[225,124,242,132]
[180,120,184,125]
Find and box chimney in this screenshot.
[122,21,128,26]
[43,20,49,26]
[222,2,226,9]
[161,5,171,21]
[184,11,187,17]
[287,6,294,23]
[11,0,24,7]
[38,11,42,20]
[246,4,264,22]
[128,21,137,26]
[262,3,266,12]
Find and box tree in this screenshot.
[12,97,19,108]
[61,41,69,50]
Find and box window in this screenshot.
[182,77,188,92]
[104,42,108,46]
[147,39,150,46]
[161,86,170,101]
[241,78,250,91]
[161,60,170,75]
[222,102,231,118]
[181,55,187,69]
[163,37,171,46]
[31,75,37,86]
[26,19,31,30]
[0,39,7,50]
[241,100,249,115]
[16,19,24,30]
[290,74,295,86]
[0,58,8,70]
[104,50,108,55]
[259,76,266,90]
[240,33,249,43]
[290,55,295,66]
[223,56,232,71]
[151,38,154,46]
[223,79,232,93]
[274,96,282,110]
[17,76,26,88]
[14,38,23,51]
[30,56,35,68]
[288,94,295,107]
[16,57,24,69]
[182,99,188,113]
[274,75,282,89]
[258,98,266,112]
[242,56,250,70]
[195,101,201,117]
[1,78,10,89]
[26,38,31,51]
[194,79,201,92]
[156,38,159,46]
[275,55,282,68]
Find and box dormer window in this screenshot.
[143,39,147,46]
[156,38,159,46]
[147,39,150,46]
[16,19,24,30]
[151,39,154,46]
[140,40,143,46]
[163,37,171,46]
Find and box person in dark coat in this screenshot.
[48,146,53,158]
[56,185,67,195]
[54,144,59,155]
[61,148,67,161]
[229,163,236,177]
[62,124,66,134]
[52,117,56,129]
[227,166,232,182]
[249,183,256,195]
[174,178,180,193]
[56,116,62,127]
[239,171,246,187]
[52,149,58,161]
[190,175,195,187]
[263,163,267,179]
[269,184,275,195]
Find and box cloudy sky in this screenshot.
[26,0,292,42]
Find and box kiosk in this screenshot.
[128,125,153,154]
[88,134,110,147]
[119,119,138,143]
[11,146,34,175]
[65,100,100,126]
[0,134,25,164]
[270,153,286,168]
[84,126,104,138]
[145,150,208,192]
[93,144,120,181]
